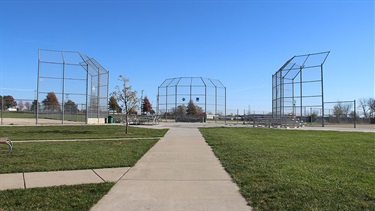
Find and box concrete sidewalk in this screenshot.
[0,167,130,190]
[91,127,251,210]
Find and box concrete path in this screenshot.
[0,167,130,190]
[91,127,251,211]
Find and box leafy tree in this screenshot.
[187,100,197,116]
[42,92,60,111]
[141,96,154,114]
[64,100,78,113]
[173,105,187,117]
[186,99,203,116]
[310,112,318,122]
[18,100,24,111]
[108,96,122,114]
[1,95,17,109]
[30,100,40,113]
[112,75,139,134]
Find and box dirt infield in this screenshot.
[0,118,84,126]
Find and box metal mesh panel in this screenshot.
[157,77,226,121]
[272,51,330,126]
[37,49,109,124]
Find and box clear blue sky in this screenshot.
[0,0,374,113]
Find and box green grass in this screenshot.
[0,183,114,211]
[0,125,168,140]
[0,111,35,118]
[0,139,158,173]
[199,127,375,210]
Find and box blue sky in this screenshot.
[0,0,373,113]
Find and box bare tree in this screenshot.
[18,100,24,111]
[358,98,370,118]
[369,98,375,117]
[25,101,31,111]
[112,75,139,134]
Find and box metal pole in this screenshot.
[215,86,217,123]
[225,87,227,124]
[85,64,89,124]
[156,88,159,115]
[204,85,207,115]
[175,86,177,119]
[300,67,303,121]
[321,64,325,127]
[165,87,168,122]
[106,72,109,120]
[36,49,41,125]
[354,100,357,128]
[1,97,3,125]
[97,68,100,123]
[62,55,65,125]
[292,79,295,115]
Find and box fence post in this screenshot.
[354,100,357,128]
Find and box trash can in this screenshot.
[108,116,114,124]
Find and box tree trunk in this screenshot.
[125,113,128,134]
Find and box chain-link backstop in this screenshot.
[37,49,109,124]
[157,77,226,122]
[272,51,330,127]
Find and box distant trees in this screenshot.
[42,92,60,111]
[187,99,203,116]
[18,100,24,111]
[333,102,352,122]
[0,95,17,109]
[25,101,31,111]
[141,96,154,114]
[172,100,203,117]
[108,96,122,114]
[358,97,375,118]
[368,98,375,117]
[173,105,187,117]
[30,100,40,113]
[64,100,78,113]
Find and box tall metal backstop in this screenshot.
[272,51,330,127]
[157,77,226,122]
[37,49,109,124]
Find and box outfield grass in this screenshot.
[0,111,35,118]
[0,125,168,140]
[0,183,114,210]
[199,127,375,210]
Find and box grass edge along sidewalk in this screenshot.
[0,125,168,210]
[199,127,375,210]
[0,126,168,173]
[0,182,115,210]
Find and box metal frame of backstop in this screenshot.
[157,77,226,122]
[37,49,109,125]
[272,51,330,127]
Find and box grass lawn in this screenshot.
[0,183,114,211]
[0,125,168,140]
[0,125,168,173]
[0,138,159,174]
[200,127,375,210]
[0,111,35,118]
